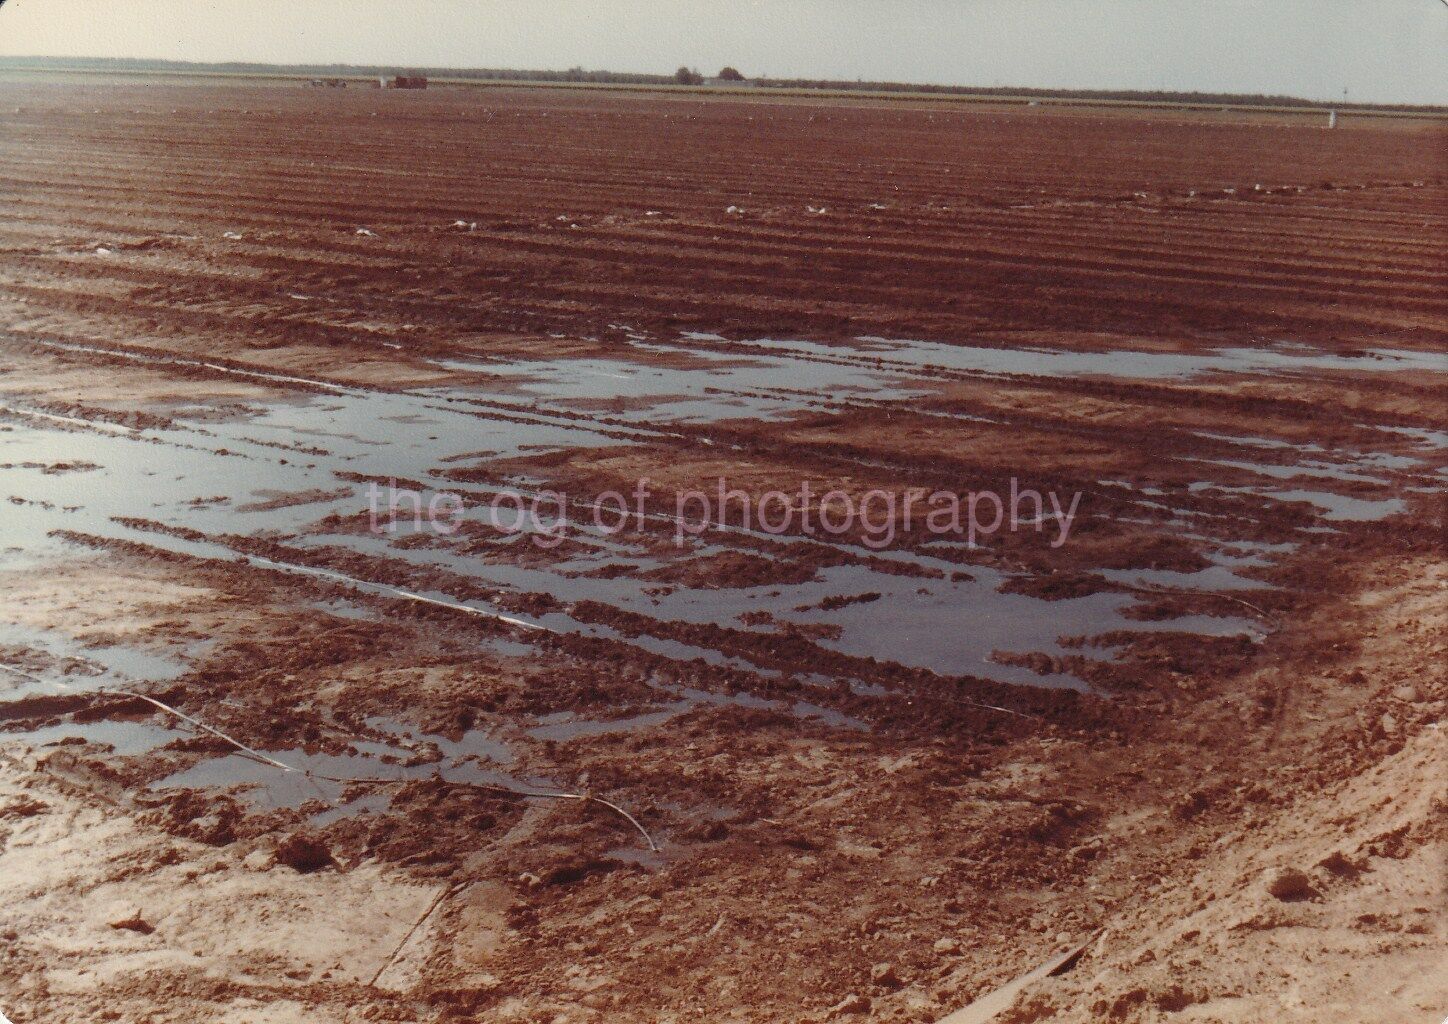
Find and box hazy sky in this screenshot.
[1,0,1445,104]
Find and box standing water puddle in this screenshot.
[745,335,1448,381]
[433,344,930,424]
[3,329,1440,711]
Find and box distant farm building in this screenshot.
[378,76,429,90]
[307,78,348,88]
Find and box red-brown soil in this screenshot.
[0,79,1443,1023]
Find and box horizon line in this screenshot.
[4,54,1446,112]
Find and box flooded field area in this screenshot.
[0,80,1444,1024]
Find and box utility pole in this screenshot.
[1328,85,1347,130]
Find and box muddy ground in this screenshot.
[0,79,1444,1023]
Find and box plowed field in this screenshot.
[0,79,1444,1024]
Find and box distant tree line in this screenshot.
[0,55,679,87]
[2,56,1441,113]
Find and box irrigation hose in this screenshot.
[0,662,657,852]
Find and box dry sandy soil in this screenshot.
[0,79,1444,1023]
